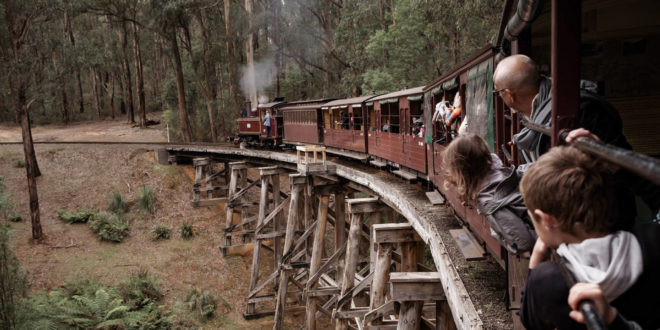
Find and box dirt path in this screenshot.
[0,120,299,328]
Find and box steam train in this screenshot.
[236,0,660,312]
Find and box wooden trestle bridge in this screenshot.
[163,145,487,330]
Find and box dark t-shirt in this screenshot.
[520,222,660,329]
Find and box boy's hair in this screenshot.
[443,134,492,202]
[519,146,617,234]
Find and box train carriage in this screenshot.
[281,99,334,145]
[369,86,427,175]
[321,96,377,160]
[422,47,503,259]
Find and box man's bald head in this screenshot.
[493,55,540,95]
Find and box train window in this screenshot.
[352,107,362,131]
[409,99,423,136]
[390,103,400,134]
[380,105,389,132]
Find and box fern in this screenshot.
[88,212,129,243]
[57,210,95,224]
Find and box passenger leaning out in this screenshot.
[443,133,536,254]
[519,146,660,330]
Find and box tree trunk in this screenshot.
[19,101,42,240]
[244,0,257,110]
[169,27,192,142]
[223,0,242,116]
[132,22,146,128]
[118,22,134,123]
[91,68,101,120]
[117,71,126,115]
[109,74,115,119]
[272,0,282,96]
[64,11,84,114]
[61,90,70,124]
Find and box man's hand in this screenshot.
[565,128,600,143]
[529,238,550,269]
[568,283,617,325]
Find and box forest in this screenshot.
[1,0,503,142]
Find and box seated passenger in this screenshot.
[519,146,660,330]
[340,111,349,129]
[443,134,536,253]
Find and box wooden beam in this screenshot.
[373,223,421,244]
[228,179,259,203]
[306,195,330,330]
[347,198,389,214]
[254,196,291,234]
[389,272,445,302]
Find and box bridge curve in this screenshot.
[168,145,483,329]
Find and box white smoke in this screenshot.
[240,56,277,106]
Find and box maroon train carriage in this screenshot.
[257,101,287,144]
[281,99,335,145]
[321,96,377,161]
[421,46,502,260]
[369,86,427,176]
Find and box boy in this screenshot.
[518,146,660,329]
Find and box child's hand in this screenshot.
[565,128,600,143]
[568,283,617,325]
[529,238,550,269]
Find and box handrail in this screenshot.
[519,121,660,186]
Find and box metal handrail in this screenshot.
[519,121,660,186]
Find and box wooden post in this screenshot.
[369,243,392,320]
[334,193,346,287]
[224,163,241,246]
[336,213,362,330]
[273,175,303,330]
[305,195,329,330]
[304,178,313,259]
[398,241,423,330]
[272,174,281,266]
[240,167,249,242]
[247,174,270,315]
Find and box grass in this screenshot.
[180,223,193,239]
[108,192,128,214]
[151,224,171,241]
[185,288,216,321]
[12,158,25,168]
[138,186,156,214]
[8,214,22,222]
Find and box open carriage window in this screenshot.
[367,103,376,131]
[409,95,423,136]
[352,105,362,131]
[323,108,330,129]
[389,103,400,134]
[380,104,389,132]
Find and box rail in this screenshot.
[520,122,660,186]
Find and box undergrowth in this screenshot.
[57,210,95,224]
[119,269,164,310]
[185,288,216,321]
[88,211,129,243]
[0,176,15,222]
[180,223,193,239]
[0,225,28,329]
[12,159,25,168]
[108,192,128,214]
[151,224,171,241]
[138,186,156,214]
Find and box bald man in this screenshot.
[493,54,630,163]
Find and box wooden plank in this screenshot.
[373,223,421,244]
[425,191,445,205]
[392,169,417,181]
[390,273,445,302]
[254,196,291,233]
[326,147,370,161]
[390,272,442,283]
[364,301,396,326]
[192,197,226,207]
[256,231,285,240]
[337,271,374,309]
[334,307,370,319]
[449,228,486,261]
[347,198,389,214]
[224,215,258,232]
[307,243,346,288]
[248,269,280,299]
[228,179,259,202]
[369,159,387,168]
[306,195,330,329]
[308,287,341,297]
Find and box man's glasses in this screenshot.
[492,88,508,97]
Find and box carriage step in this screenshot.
[392,170,417,181]
[370,159,387,168]
[425,190,445,205]
[449,227,486,261]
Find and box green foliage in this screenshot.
[119,269,164,310]
[180,223,193,239]
[12,159,25,168]
[138,186,156,214]
[151,224,170,241]
[19,278,172,329]
[185,288,216,321]
[88,211,129,243]
[8,214,22,222]
[0,177,15,222]
[0,226,28,329]
[57,209,95,224]
[108,192,128,214]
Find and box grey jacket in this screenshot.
[476,155,536,254]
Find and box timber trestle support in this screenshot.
[169,146,481,329]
